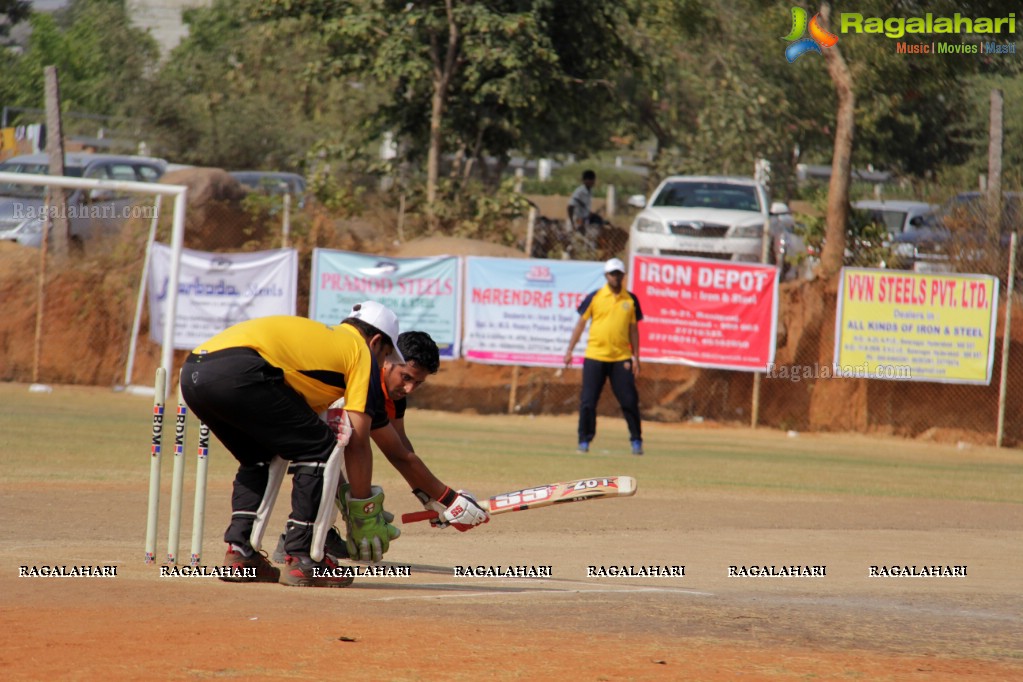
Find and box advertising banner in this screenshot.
[834,268,999,384]
[310,249,461,358]
[148,244,297,349]
[463,258,606,366]
[629,254,779,371]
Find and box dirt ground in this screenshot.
[1,385,1021,681]
[3,481,1021,681]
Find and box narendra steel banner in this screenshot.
[462,257,606,366]
[628,254,779,371]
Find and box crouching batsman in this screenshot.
[271,329,491,566]
[180,302,406,588]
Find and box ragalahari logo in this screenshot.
[783,7,839,62]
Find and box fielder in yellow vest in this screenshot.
[563,258,644,455]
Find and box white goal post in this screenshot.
[0,171,188,395]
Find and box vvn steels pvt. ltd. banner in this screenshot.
[835,268,999,384]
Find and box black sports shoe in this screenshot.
[220,547,280,583]
[279,554,354,588]
[274,527,349,564]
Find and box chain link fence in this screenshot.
[3,170,1021,448]
[413,281,1023,448]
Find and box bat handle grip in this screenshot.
[401,510,439,524]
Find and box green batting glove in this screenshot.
[337,482,393,523]
[344,486,400,562]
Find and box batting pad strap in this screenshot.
[288,461,327,472]
[249,455,288,553]
[310,441,345,562]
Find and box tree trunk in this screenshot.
[987,88,1003,252]
[426,83,444,207]
[425,0,460,219]
[819,3,854,280]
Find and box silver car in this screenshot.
[0,152,167,247]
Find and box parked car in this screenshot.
[229,171,307,208]
[851,200,939,269]
[895,192,1023,274]
[0,152,167,248]
[628,175,793,274]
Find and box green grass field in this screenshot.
[2,382,1020,504]
[3,381,1023,679]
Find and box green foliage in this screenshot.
[795,189,893,268]
[411,176,530,244]
[2,0,1019,252]
[1,1,158,120]
[520,162,646,200]
[0,0,30,39]
[141,0,385,170]
[256,0,634,184]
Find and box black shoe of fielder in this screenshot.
[220,547,280,583]
[279,554,354,588]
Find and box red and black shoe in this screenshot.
[279,553,355,588]
[220,546,280,583]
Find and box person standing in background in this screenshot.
[563,258,644,455]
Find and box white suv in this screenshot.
[629,175,792,265]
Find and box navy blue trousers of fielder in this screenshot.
[578,357,641,445]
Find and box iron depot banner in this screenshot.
[629,254,779,371]
[834,268,999,384]
[148,243,297,349]
[463,257,606,367]
[309,249,461,358]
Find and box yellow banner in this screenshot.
[0,128,16,159]
[834,268,999,384]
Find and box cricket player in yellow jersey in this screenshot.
[361,331,488,530]
[563,258,645,455]
[180,301,404,587]
[270,330,489,563]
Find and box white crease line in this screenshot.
[372,585,715,601]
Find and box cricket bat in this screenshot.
[401,475,637,524]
